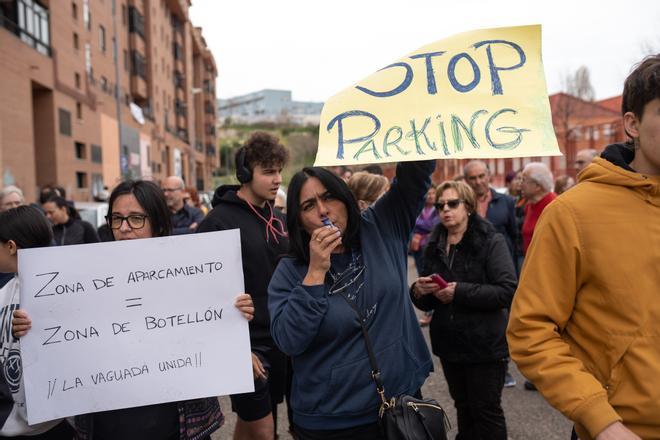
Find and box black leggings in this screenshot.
[441,359,507,440]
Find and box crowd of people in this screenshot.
[0,55,658,440]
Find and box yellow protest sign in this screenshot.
[314,25,561,166]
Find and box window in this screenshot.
[121,5,126,26]
[84,42,91,74]
[91,144,102,163]
[174,70,184,89]
[76,172,88,189]
[75,141,86,159]
[3,0,52,55]
[130,50,147,79]
[73,32,79,49]
[59,108,72,136]
[172,42,182,61]
[123,49,128,72]
[100,76,108,93]
[174,99,186,117]
[72,1,77,19]
[128,6,144,38]
[74,72,81,89]
[99,25,105,52]
[91,173,104,197]
[83,0,90,30]
[203,79,213,94]
[76,102,82,119]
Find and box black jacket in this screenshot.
[197,185,289,347]
[171,204,205,235]
[411,214,517,363]
[486,188,517,263]
[52,218,100,246]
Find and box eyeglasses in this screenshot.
[106,214,149,230]
[162,187,182,193]
[435,199,463,210]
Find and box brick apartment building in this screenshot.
[0,0,218,203]
[427,93,626,186]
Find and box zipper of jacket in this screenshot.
[447,244,457,321]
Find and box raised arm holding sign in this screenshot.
[315,25,560,166]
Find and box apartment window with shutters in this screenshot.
[76,102,83,120]
[59,109,72,136]
[74,72,81,89]
[91,144,103,163]
[72,1,78,19]
[73,32,79,49]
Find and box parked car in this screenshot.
[75,202,108,228]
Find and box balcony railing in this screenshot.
[128,6,145,38]
[1,0,51,56]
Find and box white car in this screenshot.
[75,202,109,228]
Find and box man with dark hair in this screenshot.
[161,176,204,235]
[197,131,289,440]
[508,54,660,439]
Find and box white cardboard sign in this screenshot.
[18,230,253,424]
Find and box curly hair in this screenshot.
[238,131,289,171]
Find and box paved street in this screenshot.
[213,258,572,439]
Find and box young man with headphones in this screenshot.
[197,131,289,440]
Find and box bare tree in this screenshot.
[640,38,660,56]
[553,66,597,176]
[566,66,595,102]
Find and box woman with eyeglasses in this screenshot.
[410,180,516,440]
[13,180,255,440]
[268,161,435,439]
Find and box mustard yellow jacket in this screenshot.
[507,146,660,440]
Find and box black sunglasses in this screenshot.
[435,199,463,210]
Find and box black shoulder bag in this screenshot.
[336,292,450,440]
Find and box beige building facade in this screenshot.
[0,0,218,202]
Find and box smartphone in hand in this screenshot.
[430,273,449,289]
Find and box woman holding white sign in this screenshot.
[13,180,255,440]
[0,205,75,439]
[269,160,436,439]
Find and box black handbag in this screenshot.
[336,292,450,440]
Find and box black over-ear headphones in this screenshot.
[235,147,252,184]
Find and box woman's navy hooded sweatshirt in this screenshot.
[268,160,434,430]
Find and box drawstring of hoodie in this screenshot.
[244,199,288,244]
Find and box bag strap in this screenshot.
[335,291,389,407]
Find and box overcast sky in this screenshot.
[189,0,659,103]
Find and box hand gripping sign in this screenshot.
[315,25,561,166]
[18,230,253,424]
